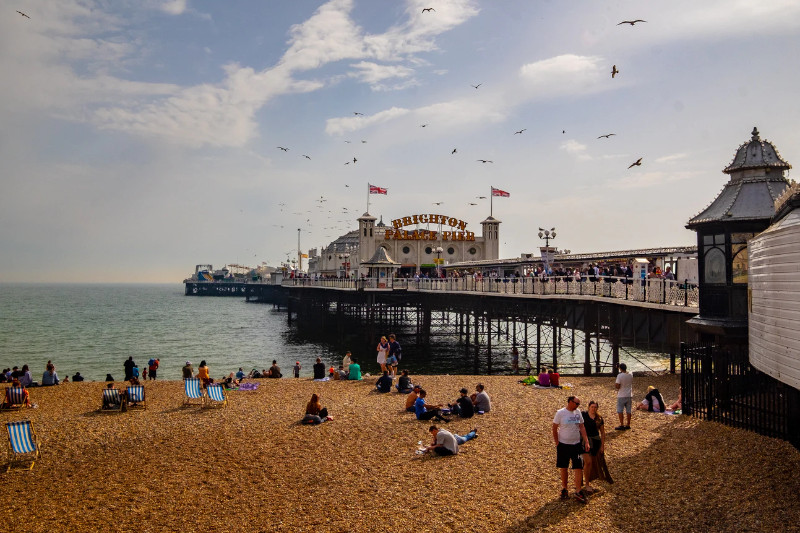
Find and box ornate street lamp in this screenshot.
[538,227,556,273]
[434,246,444,278]
[338,252,351,278]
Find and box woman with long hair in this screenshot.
[582,400,606,494]
[197,360,213,388]
[302,393,329,425]
[376,336,390,374]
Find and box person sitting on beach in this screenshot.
[197,361,213,387]
[396,369,413,394]
[301,393,330,425]
[267,360,282,378]
[182,361,194,380]
[236,367,246,380]
[423,425,460,456]
[2,378,31,408]
[375,371,393,393]
[406,385,421,412]
[414,389,450,423]
[221,373,240,389]
[537,367,551,387]
[548,369,561,388]
[449,388,474,418]
[20,365,34,388]
[41,367,60,386]
[102,383,123,410]
[72,372,84,382]
[342,351,352,372]
[348,358,362,381]
[636,386,666,412]
[328,366,335,379]
[313,358,326,380]
[668,388,682,411]
[471,383,491,413]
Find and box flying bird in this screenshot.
[627,157,643,169]
[433,202,444,206]
[361,140,367,143]
[353,112,364,116]
[344,140,351,143]
[514,129,526,135]
[597,133,616,139]
[301,154,311,159]
[420,124,429,127]
[618,19,646,26]
[353,157,357,163]
[611,65,619,78]
[468,202,477,206]
[277,146,289,151]
[345,184,350,187]
[16,10,30,18]
[471,83,482,89]
[451,148,457,154]
[562,130,566,134]
[476,196,487,199]
[422,7,435,13]
[344,161,350,165]
[477,159,493,163]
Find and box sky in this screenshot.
[2,0,800,283]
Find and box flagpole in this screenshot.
[366,183,370,214]
[490,185,493,217]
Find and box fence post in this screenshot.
[684,279,689,306]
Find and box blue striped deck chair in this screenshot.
[101,388,124,412]
[184,378,204,406]
[1,387,28,410]
[126,385,146,410]
[203,384,227,408]
[5,420,41,472]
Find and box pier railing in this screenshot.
[282,276,699,308]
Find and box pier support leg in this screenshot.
[584,331,592,376]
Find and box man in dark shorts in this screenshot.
[552,396,590,503]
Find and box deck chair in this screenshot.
[100,388,124,412]
[5,420,41,472]
[203,384,227,408]
[1,387,29,410]
[184,378,204,406]
[126,385,146,410]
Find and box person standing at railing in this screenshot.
[664,267,675,280]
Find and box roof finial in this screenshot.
[751,126,760,141]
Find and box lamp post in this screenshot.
[338,252,351,278]
[434,246,444,278]
[538,227,556,274]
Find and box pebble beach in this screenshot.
[2,374,799,533]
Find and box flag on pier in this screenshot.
[369,184,388,195]
[491,187,510,197]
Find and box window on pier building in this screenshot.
[703,233,726,284]
[731,232,755,284]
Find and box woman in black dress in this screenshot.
[582,400,606,494]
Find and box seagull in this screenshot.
[344,140,351,143]
[420,124,429,127]
[451,148,457,154]
[476,196,487,199]
[618,19,646,26]
[422,7,435,13]
[477,159,493,163]
[471,83,482,89]
[277,146,289,151]
[468,202,477,206]
[562,130,566,134]
[514,129,526,135]
[345,184,350,187]
[16,10,30,18]
[611,65,619,78]
[597,133,616,139]
[344,161,350,165]
[433,202,444,206]
[627,157,643,169]
[361,140,367,143]
[354,112,364,116]
[353,157,357,163]
[301,154,311,159]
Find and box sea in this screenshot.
[0,284,671,382]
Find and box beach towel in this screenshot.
[238,383,259,391]
[313,377,330,382]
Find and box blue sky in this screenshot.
[2,0,799,282]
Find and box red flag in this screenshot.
[369,184,388,195]
[491,187,510,197]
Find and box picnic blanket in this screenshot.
[237,383,259,391]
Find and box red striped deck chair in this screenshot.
[5,420,41,472]
[184,378,204,406]
[1,387,29,410]
[203,384,227,408]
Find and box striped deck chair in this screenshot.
[126,385,146,410]
[203,384,227,408]
[1,387,29,410]
[101,388,124,412]
[6,420,41,472]
[184,378,204,406]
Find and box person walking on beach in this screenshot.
[553,396,590,503]
[376,336,390,375]
[615,363,633,430]
[123,356,135,381]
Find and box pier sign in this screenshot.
[387,214,475,241]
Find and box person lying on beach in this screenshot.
[396,370,413,393]
[405,385,421,412]
[414,389,450,423]
[302,393,330,425]
[422,425,474,456]
[448,388,474,418]
[375,371,392,393]
[636,386,666,412]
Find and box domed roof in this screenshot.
[723,127,791,174]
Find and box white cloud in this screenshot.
[560,139,591,160]
[348,61,415,84]
[325,107,411,136]
[655,152,689,164]
[159,0,188,15]
[519,54,610,99]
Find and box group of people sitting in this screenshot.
[520,367,562,388]
[2,361,74,387]
[404,383,492,423]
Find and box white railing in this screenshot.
[282,276,699,308]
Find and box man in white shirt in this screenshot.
[553,396,590,503]
[615,363,633,430]
[425,426,459,456]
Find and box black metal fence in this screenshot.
[681,342,800,448]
